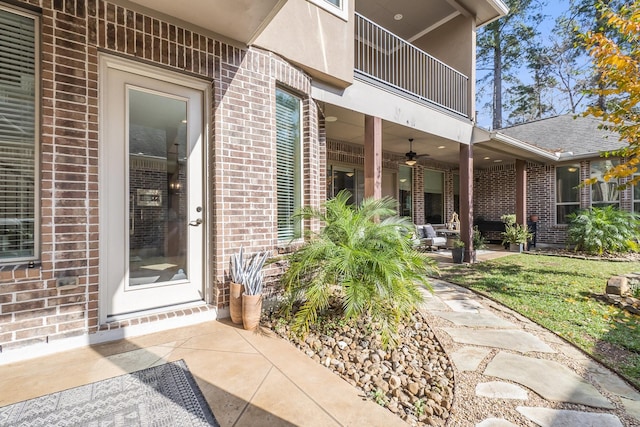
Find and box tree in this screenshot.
[476,0,546,129]
[506,43,557,124]
[280,190,437,348]
[581,0,640,186]
[557,0,631,112]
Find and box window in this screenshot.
[399,166,412,218]
[0,6,38,262]
[327,165,363,205]
[453,173,460,215]
[276,88,302,241]
[590,159,620,208]
[308,0,348,20]
[634,175,640,213]
[556,164,580,224]
[423,169,444,224]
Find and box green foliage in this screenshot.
[501,223,533,245]
[280,190,437,349]
[567,206,640,255]
[440,254,640,389]
[452,238,466,249]
[372,388,388,406]
[472,226,487,250]
[501,213,516,225]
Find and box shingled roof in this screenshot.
[497,114,625,157]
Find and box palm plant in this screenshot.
[567,206,640,255]
[280,190,438,348]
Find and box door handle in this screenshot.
[189,218,203,227]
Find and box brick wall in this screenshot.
[0,0,321,351]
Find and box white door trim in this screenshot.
[98,54,211,324]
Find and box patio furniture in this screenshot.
[416,224,446,251]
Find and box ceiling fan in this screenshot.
[404,138,428,166]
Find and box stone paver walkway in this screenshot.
[420,279,640,427]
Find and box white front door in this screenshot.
[99,56,208,321]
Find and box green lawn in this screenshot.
[438,253,640,389]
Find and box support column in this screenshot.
[515,159,527,225]
[364,115,382,199]
[459,144,473,262]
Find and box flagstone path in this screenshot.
[420,279,640,427]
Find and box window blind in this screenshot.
[0,7,36,261]
[275,88,301,241]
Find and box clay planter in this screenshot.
[242,293,263,330]
[229,282,243,324]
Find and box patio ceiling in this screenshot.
[355,0,508,43]
[323,104,538,169]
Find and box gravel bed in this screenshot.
[263,306,454,426]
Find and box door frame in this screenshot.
[97,54,211,324]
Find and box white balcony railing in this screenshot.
[355,13,469,118]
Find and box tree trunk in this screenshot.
[492,30,503,130]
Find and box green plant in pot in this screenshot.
[471,226,486,263]
[501,223,533,252]
[451,238,465,264]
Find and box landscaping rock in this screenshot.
[606,276,630,296]
[263,309,454,427]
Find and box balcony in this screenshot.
[354,13,470,119]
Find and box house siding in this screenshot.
[1,0,322,352]
[474,159,635,247]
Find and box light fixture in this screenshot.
[493,159,502,163]
[325,116,337,122]
[400,178,407,183]
[568,166,577,172]
[169,180,181,192]
[483,156,491,160]
[437,145,445,149]
[346,170,354,177]
[394,13,403,20]
[405,138,417,166]
[181,119,187,124]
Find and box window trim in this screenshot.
[275,86,303,242]
[589,159,620,208]
[633,174,640,214]
[0,4,40,264]
[307,0,349,21]
[423,168,444,224]
[555,164,580,225]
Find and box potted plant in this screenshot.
[471,226,486,263]
[241,251,269,330]
[501,223,533,252]
[451,238,465,264]
[229,247,246,324]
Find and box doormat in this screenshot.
[0,359,219,426]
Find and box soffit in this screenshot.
[126,0,285,44]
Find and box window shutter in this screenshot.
[0,8,37,261]
[276,89,301,241]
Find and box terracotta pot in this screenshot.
[242,293,262,330]
[229,282,243,324]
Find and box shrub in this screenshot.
[280,190,438,348]
[567,206,640,255]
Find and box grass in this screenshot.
[438,253,640,389]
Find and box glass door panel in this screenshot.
[128,89,188,287]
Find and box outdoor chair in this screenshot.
[416,224,446,251]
